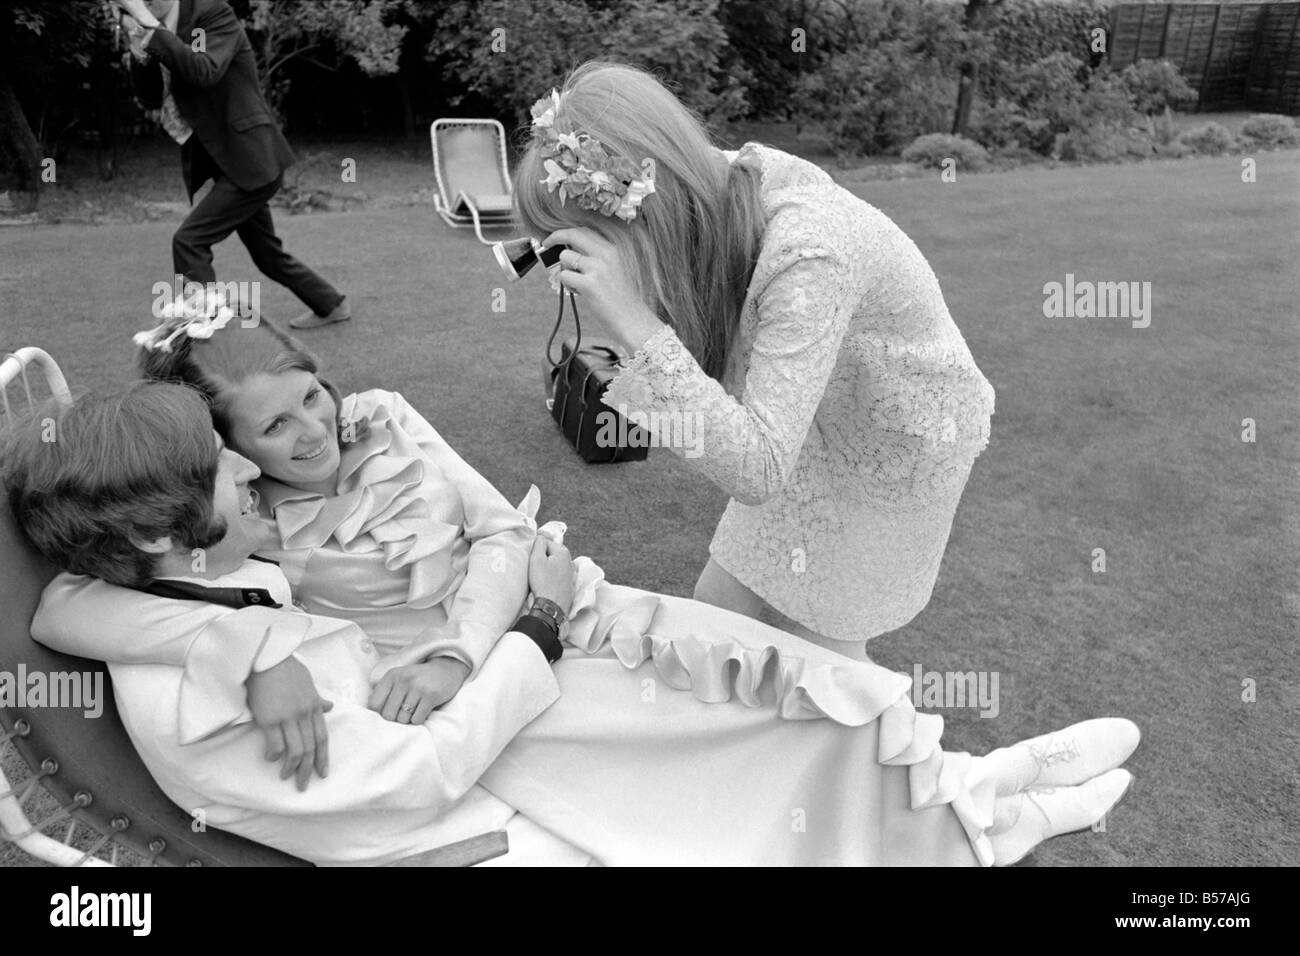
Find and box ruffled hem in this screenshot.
[516,480,998,865]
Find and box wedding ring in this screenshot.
[399,704,415,715]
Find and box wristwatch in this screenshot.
[530,596,567,631]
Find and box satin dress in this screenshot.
[249,389,1001,865]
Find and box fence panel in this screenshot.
[1109,2,1299,114]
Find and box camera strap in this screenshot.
[545,287,582,372]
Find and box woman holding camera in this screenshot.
[516,61,996,656]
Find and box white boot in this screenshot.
[988,768,1133,866]
[984,718,1140,796]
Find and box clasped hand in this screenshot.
[369,657,470,725]
[245,656,332,792]
[245,653,472,792]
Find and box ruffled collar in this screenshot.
[255,391,467,608]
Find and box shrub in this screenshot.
[980,0,1113,103]
[901,133,989,170]
[790,0,965,157]
[1178,122,1234,156]
[1239,113,1299,147]
[1119,59,1198,116]
[970,99,1053,152]
[1056,126,1126,162]
[1005,52,1089,133]
[429,0,750,127]
[1155,138,1188,159]
[984,55,1136,158]
[1074,67,1138,131]
[1147,106,1179,147]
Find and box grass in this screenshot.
[2,139,1297,867]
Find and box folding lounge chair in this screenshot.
[431,118,515,244]
[0,348,507,867]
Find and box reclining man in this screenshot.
[4,382,584,865]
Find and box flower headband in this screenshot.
[133,286,234,353]
[530,88,656,223]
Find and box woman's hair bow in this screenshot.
[133,286,235,353]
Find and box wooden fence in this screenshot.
[1109,2,1300,114]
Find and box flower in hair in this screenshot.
[530,89,562,129]
[134,286,234,353]
[530,87,656,223]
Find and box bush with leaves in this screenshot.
[429,0,749,129]
[246,0,407,121]
[1053,67,1139,161]
[901,132,988,170]
[1239,113,1299,148]
[718,0,805,121]
[979,0,1112,103]
[1177,122,1234,156]
[790,0,966,158]
[972,52,1087,154]
[971,52,1139,160]
[1119,59,1197,117]
[969,99,1050,152]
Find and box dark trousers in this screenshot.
[172,173,342,317]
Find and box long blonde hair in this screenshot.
[513,60,766,380]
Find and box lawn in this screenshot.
[2,142,1297,867]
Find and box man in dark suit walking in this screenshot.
[117,0,351,329]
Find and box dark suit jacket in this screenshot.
[133,0,295,197]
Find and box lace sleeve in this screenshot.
[603,234,857,506]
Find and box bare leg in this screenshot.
[692,558,763,618]
[695,558,872,659]
[758,602,871,660]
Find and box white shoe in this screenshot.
[989,768,1133,866]
[985,718,1140,795]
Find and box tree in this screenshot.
[951,0,1003,137]
[0,1,121,211]
[246,0,408,121]
[0,78,42,214]
[428,0,749,130]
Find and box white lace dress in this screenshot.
[603,143,996,643]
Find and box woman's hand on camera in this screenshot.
[543,227,666,354]
[528,535,575,616]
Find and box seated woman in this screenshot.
[13,303,1139,867]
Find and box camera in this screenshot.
[492,238,566,282]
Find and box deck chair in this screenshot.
[0,348,507,866]
[431,118,515,244]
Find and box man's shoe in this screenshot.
[290,297,352,330]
